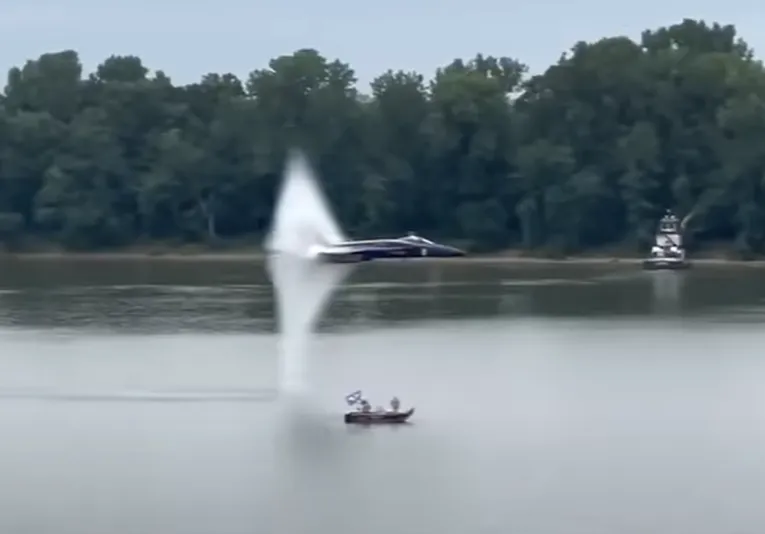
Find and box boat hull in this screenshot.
[344,408,414,424]
[642,258,691,270]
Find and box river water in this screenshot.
[0,258,764,534]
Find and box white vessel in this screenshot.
[643,210,691,270]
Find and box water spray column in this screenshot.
[265,151,355,401]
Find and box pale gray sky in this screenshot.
[1,1,762,91]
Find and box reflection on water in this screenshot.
[650,271,684,314]
[1,260,765,333]
[0,259,765,534]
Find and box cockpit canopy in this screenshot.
[401,233,435,245]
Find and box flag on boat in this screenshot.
[345,390,362,405]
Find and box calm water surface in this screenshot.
[0,258,764,534]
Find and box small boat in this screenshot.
[643,210,692,270]
[343,390,414,424]
[344,408,415,425]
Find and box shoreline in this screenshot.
[1,246,764,265]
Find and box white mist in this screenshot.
[266,151,354,400]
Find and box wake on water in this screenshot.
[0,388,279,402]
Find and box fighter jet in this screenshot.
[308,232,466,263]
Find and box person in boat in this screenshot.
[390,396,400,413]
[359,399,371,413]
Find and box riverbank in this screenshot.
[1,242,765,265]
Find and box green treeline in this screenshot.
[1,19,765,254]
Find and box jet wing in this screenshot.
[316,244,419,263]
[314,246,370,263]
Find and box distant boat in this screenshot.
[643,211,691,270]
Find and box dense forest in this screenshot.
[1,19,765,255]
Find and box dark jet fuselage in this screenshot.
[316,234,465,263]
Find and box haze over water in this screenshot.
[1,259,765,534]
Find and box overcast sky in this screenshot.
[1,1,762,91]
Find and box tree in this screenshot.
[3,19,765,256]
